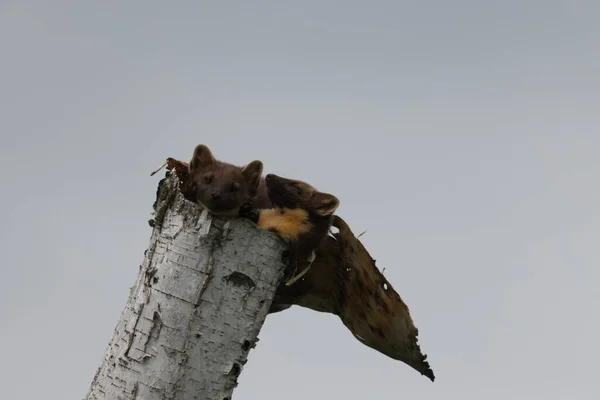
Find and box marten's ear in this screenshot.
[190,144,216,170]
[310,192,340,216]
[241,160,263,191]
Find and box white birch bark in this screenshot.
[85,172,287,400]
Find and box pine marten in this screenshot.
[181,144,339,285]
[240,174,339,286]
[184,144,271,215]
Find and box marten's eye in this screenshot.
[231,182,240,192]
[203,175,213,184]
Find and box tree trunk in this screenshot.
[85,172,287,400]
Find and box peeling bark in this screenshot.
[86,172,287,400]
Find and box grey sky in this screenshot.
[1,1,598,399]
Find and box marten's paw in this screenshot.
[239,201,260,224]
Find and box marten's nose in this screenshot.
[211,192,221,200]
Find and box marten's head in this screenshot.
[188,144,263,215]
[265,174,339,219]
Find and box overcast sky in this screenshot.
[1,1,599,399]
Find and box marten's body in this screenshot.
[241,173,339,285]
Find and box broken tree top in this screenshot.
[160,154,435,382]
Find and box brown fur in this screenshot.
[185,144,271,215]
[243,174,339,285]
[162,155,271,212]
[256,208,312,241]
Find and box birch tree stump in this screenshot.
[86,172,287,400]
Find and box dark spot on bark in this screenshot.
[242,340,251,351]
[379,300,390,314]
[369,324,385,338]
[148,311,162,340]
[153,276,159,284]
[152,175,168,211]
[223,272,256,290]
[373,289,389,313]
[195,333,201,339]
[225,363,242,389]
[148,219,156,227]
